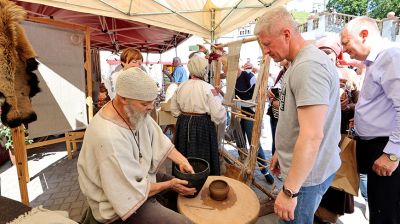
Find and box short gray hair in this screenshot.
[173,57,181,64]
[254,6,299,36]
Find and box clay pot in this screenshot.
[209,179,229,201]
[173,157,210,198]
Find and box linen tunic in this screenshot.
[170,79,226,125]
[77,108,173,223]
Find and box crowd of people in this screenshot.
[77,6,400,224]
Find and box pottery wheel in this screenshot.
[178,176,260,224]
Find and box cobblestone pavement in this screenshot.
[0,143,87,222]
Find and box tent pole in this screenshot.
[213,0,244,32]
[211,9,215,43]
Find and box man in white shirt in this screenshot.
[78,67,195,223]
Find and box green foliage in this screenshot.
[327,0,368,16]
[369,0,400,19]
[291,11,311,24]
[327,0,400,19]
[0,126,33,150]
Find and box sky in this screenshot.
[287,0,328,12]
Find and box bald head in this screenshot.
[344,16,380,37]
[340,16,381,61]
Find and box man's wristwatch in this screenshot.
[282,185,299,198]
[385,153,399,162]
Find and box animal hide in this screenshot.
[0,0,40,128]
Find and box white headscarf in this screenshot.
[187,55,209,80]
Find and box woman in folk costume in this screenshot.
[171,55,226,175]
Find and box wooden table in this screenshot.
[177,176,260,224]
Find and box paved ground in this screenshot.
[0,143,87,222]
[0,116,369,223]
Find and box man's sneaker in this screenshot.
[264,173,274,185]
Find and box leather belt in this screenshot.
[181,112,207,116]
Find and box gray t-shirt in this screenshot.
[276,44,341,187]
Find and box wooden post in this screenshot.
[85,27,93,121]
[65,132,73,160]
[215,36,258,49]
[244,56,270,185]
[11,125,29,205]
[214,59,221,87]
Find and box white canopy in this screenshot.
[18,0,291,39]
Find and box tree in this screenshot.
[326,0,368,16]
[327,0,400,19]
[369,0,400,19]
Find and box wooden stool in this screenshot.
[65,131,85,159]
[178,176,260,224]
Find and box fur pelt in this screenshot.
[0,0,40,128]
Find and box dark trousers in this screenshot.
[111,173,192,224]
[240,119,270,175]
[269,115,278,155]
[356,137,400,224]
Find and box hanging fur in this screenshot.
[0,0,40,128]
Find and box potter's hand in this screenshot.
[170,178,196,196]
[179,162,195,174]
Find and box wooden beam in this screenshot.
[85,27,93,121]
[252,179,276,200]
[214,59,221,87]
[26,136,68,149]
[221,150,244,167]
[215,36,258,49]
[11,126,29,205]
[26,15,86,31]
[244,56,270,185]
[230,112,256,122]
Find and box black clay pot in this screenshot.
[173,157,210,198]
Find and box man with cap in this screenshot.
[78,67,195,224]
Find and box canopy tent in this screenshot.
[13,1,191,53]
[7,0,294,206]
[16,0,291,44]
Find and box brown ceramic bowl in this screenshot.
[209,179,230,201]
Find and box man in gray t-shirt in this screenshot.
[254,7,341,224]
[277,44,341,187]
